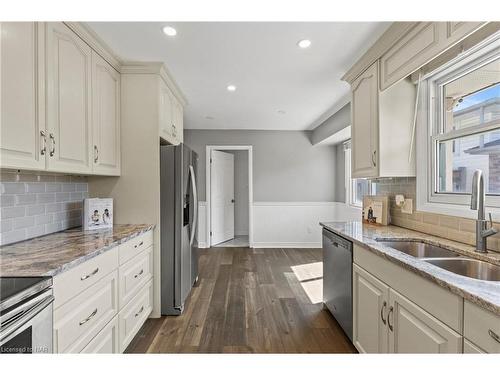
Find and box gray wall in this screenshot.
[226,150,249,235]
[184,130,337,202]
[335,144,346,203]
[310,103,351,145]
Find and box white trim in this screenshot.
[206,145,253,248]
[416,31,500,221]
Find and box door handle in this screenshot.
[380,301,387,325]
[231,199,235,203]
[94,145,99,163]
[79,308,98,326]
[489,329,500,344]
[49,133,56,157]
[80,268,99,281]
[387,306,394,331]
[189,165,198,246]
[40,130,47,155]
[372,150,377,167]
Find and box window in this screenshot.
[344,141,373,207]
[417,33,500,219]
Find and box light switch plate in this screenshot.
[401,198,413,214]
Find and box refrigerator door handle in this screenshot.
[189,165,198,246]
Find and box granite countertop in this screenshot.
[320,221,500,316]
[0,224,154,277]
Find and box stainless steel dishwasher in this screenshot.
[322,227,353,341]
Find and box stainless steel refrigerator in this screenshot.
[160,143,199,315]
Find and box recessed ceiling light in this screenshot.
[205,116,214,120]
[227,85,236,92]
[297,39,311,49]
[162,26,177,36]
[277,110,286,114]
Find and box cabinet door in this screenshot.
[388,289,462,353]
[445,22,485,43]
[92,51,121,176]
[171,95,182,145]
[351,61,379,178]
[159,80,173,142]
[80,316,119,353]
[46,22,93,174]
[463,339,486,354]
[353,264,389,353]
[0,22,46,170]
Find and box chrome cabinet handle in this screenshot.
[134,269,144,279]
[134,241,144,249]
[135,306,144,318]
[94,145,99,163]
[81,267,99,281]
[489,329,500,344]
[387,306,394,331]
[40,130,47,155]
[79,308,98,326]
[49,133,55,157]
[372,150,377,167]
[380,301,387,325]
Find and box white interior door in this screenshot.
[210,150,235,246]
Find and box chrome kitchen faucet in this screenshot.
[470,169,498,253]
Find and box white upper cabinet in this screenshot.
[46,22,93,174]
[158,78,183,145]
[92,51,121,175]
[351,61,379,178]
[0,22,46,170]
[351,61,416,179]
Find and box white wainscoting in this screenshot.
[196,201,361,249]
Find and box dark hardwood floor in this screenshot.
[125,247,357,353]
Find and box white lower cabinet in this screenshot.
[464,300,500,353]
[353,264,389,353]
[464,339,486,354]
[53,231,154,353]
[80,316,119,354]
[389,289,462,353]
[353,260,462,353]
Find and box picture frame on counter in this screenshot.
[83,198,113,230]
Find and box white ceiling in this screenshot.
[87,22,390,130]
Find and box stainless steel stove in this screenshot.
[0,277,54,354]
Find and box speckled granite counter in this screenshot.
[0,224,154,277]
[320,221,500,316]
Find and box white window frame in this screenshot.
[344,140,373,208]
[416,31,500,221]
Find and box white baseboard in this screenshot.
[197,242,208,249]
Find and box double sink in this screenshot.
[376,239,500,282]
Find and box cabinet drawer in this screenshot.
[464,301,500,353]
[80,315,119,353]
[119,230,153,265]
[464,339,486,354]
[54,270,118,353]
[118,279,153,352]
[119,246,153,308]
[53,247,118,308]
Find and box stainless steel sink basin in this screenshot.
[424,258,500,281]
[376,240,461,258]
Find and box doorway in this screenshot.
[206,145,253,248]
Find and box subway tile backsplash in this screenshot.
[373,177,500,253]
[0,172,88,246]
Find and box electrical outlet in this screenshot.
[401,198,413,214]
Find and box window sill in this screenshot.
[416,200,500,222]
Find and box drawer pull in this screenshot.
[79,308,98,326]
[134,269,144,279]
[134,241,144,249]
[81,267,99,281]
[135,306,144,318]
[489,329,500,344]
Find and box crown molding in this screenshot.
[120,61,188,106]
[64,22,122,72]
[341,22,418,84]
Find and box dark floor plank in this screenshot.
[126,247,357,354]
